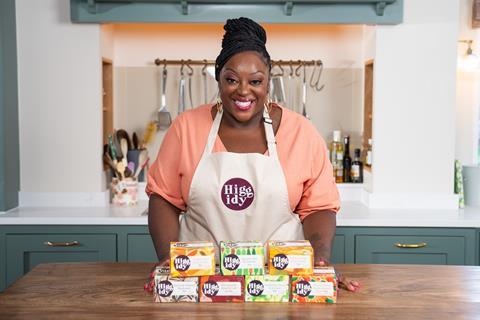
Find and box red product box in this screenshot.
[199,275,245,303]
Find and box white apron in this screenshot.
[179,107,304,259]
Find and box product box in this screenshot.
[267,240,313,275]
[153,267,199,303]
[291,267,338,303]
[170,241,215,277]
[244,275,290,302]
[220,241,265,276]
[199,275,245,303]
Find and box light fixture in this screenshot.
[458,40,480,72]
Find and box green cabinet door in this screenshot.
[126,233,157,262]
[6,234,116,287]
[355,228,476,265]
[331,234,346,264]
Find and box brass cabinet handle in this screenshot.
[44,241,80,247]
[394,242,427,249]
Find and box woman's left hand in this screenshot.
[315,258,360,292]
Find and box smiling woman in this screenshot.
[146,17,359,292]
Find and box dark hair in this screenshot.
[215,17,271,81]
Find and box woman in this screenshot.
[147,17,359,291]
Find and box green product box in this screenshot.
[244,275,290,302]
[220,241,265,276]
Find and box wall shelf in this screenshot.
[71,0,403,24]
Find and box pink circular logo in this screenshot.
[221,178,255,210]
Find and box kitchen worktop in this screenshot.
[1,262,480,320]
[1,201,480,227]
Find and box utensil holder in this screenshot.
[111,177,138,206]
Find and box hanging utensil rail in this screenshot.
[154,58,322,67]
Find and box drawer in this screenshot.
[126,234,157,262]
[6,233,116,287]
[355,234,466,265]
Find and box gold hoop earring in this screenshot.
[264,97,272,114]
[216,96,223,112]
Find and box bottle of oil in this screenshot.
[351,148,363,183]
[330,130,343,183]
[343,136,352,183]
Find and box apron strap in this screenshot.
[204,104,279,157]
[263,107,278,157]
[204,105,223,155]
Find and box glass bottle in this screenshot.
[330,130,343,183]
[351,148,363,183]
[366,138,372,168]
[343,136,352,183]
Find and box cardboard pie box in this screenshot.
[153,266,199,303]
[220,240,265,276]
[290,267,338,303]
[267,240,313,275]
[199,275,245,303]
[170,241,215,277]
[244,274,290,302]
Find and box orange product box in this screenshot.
[267,240,313,275]
[291,267,338,303]
[170,241,216,277]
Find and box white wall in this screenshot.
[456,0,480,166]
[16,0,105,206]
[368,0,459,208]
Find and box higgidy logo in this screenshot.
[223,254,241,271]
[272,254,289,270]
[202,281,220,297]
[157,280,174,297]
[221,178,254,210]
[247,280,264,296]
[174,255,191,271]
[295,280,312,297]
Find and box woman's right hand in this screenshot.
[143,257,170,293]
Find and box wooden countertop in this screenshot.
[1,263,480,319]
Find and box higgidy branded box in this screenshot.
[220,241,264,275]
[170,241,215,277]
[244,275,290,302]
[267,240,314,275]
[290,267,338,303]
[199,275,245,303]
[153,267,199,303]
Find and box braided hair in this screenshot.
[215,17,271,81]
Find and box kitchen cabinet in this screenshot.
[0,225,478,292]
[354,228,477,265]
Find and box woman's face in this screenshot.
[218,51,269,124]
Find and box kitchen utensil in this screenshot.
[107,134,118,163]
[103,153,120,178]
[271,63,286,103]
[116,129,132,150]
[301,64,309,119]
[309,60,325,91]
[116,162,125,180]
[202,60,209,104]
[132,132,139,150]
[156,59,172,130]
[186,60,194,109]
[179,62,186,114]
[287,61,295,111]
[134,149,149,179]
[141,121,157,149]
